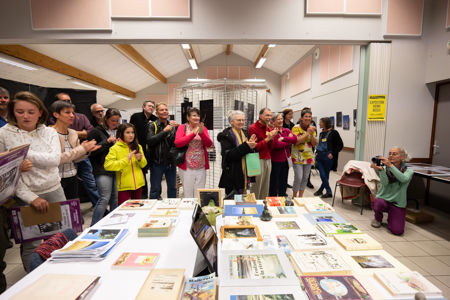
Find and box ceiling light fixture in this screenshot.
[188,58,198,70]
[113,93,132,100]
[268,44,276,48]
[187,78,265,84]
[67,79,100,90]
[0,56,39,71]
[255,57,267,69]
[181,44,191,49]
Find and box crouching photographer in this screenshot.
[370,147,414,235]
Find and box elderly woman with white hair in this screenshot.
[370,147,413,236]
[217,110,257,197]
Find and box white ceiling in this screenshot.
[0,44,314,106]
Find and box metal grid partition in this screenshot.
[170,80,261,195]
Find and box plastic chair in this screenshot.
[332,171,367,215]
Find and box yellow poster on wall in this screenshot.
[367,95,386,121]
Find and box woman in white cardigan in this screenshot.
[0,91,63,272]
[50,100,100,200]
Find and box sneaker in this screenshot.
[371,219,381,228]
[306,182,314,189]
[287,184,293,189]
[320,193,332,199]
[313,190,323,196]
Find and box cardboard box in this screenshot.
[405,209,434,224]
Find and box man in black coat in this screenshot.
[130,100,158,198]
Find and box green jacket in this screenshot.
[104,140,148,191]
[375,165,414,208]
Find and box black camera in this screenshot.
[371,156,384,167]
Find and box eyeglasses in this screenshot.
[93,110,104,113]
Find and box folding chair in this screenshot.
[332,171,367,215]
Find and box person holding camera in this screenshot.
[370,147,413,236]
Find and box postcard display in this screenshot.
[216,198,444,300]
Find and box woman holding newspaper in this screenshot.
[0,91,65,273]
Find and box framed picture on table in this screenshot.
[197,189,223,208]
[220,225,262,242]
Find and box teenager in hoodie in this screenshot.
[104,123,147,206]
[0,91,64,273]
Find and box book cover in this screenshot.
[235,193,257,205]
[304,214,347,226]
[181,273,216,300]
[230,295,296,300]
[293,197,325,207]
[269,207,298,218]
[149,209,180,217]
[291,251,352,276]
[9,198,83,244]
[302,275,372,300]
[305,203,335,214]
[262,235,291,254]
[340,250,409,276]
[0,144,29,207]
[287,232,337,251]
[10,274,100,300]
[374,271,442,297]
[178,198,197,210]
[111,252,160,268]
[136,269,185,300]
[222,238,259,251]
[119,199,157,210]
[334,234,382,251]
[158,198,181,209]
[224,205,264,217]
[224,216,253,226]
[140,219,172,230]
[266,197,285,207]
[220,286,306,300]
[316,223,363,236]
[275,221,300,230]
[110,213,136,218]
[229,254,287,280]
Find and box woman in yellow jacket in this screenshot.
[104,123,147,205]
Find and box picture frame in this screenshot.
[343,115,350,130]
[197,189,223,208]
[336,111,342,127]
[220,225,262,242]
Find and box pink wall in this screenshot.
[168,83,179,105]
[320,45,353,84]
[111,0,150,17]
[146,95,169,103]
[346,0,382,14]
[289,55,312,97]
[151,0,189,17]
[307,0,344,14]
[385,0,423,35]
[31,0,111,30]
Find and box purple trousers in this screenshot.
[371,198,406,236]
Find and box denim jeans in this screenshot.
[91,174,118,226]
[316,151,334,194]
[76,158,99,206]
[150,162,177,199]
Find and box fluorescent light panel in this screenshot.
[0,57,39,70]
[268,44,276,47]
[187,78,265,83]
[181,44,190,49]
[255,57,266,68]
[67,79,100,90]
[188,59,198,70]
[113,93,132,100]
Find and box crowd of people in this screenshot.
[0,87,412,294]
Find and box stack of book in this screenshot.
[50,229,129,262]
[178,198,197,210]
[266,196,286,206]
[293,196,325,207]
[304,203,335,213]
[138,219,173,237]
[157,198,181,209]
[149,209,180,217]
[268,206,298,218]
[316,222,363,237]
[235,193,257,205]
[136,269,185,300]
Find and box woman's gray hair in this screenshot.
[271,112,283,122]
[227,110,245,122]
[392,146,412,162]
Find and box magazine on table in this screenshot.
[0,144,30,207]
[8,198,82,244]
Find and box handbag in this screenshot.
[168,124,188,165]
[284,148,293,169]
[245,152,261,177]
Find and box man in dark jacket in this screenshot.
[89,103,104,128]
[147,103,178,199]
[130,100,157,198]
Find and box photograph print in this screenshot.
[336,112,342,127]
[343,115,349,130]
[353,109,357,127]
[351,255,395,269]
[197,189,222,208]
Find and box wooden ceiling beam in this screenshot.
[254,44,269,67]
[0,45,135,98]
[114,44,167,84]
[188,45,198,65]
[226,44,231,55]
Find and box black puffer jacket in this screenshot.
[217,127,256,191]
[146,119,177,165]
[87,125,115,176]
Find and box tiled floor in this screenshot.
[4,170,450,298]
